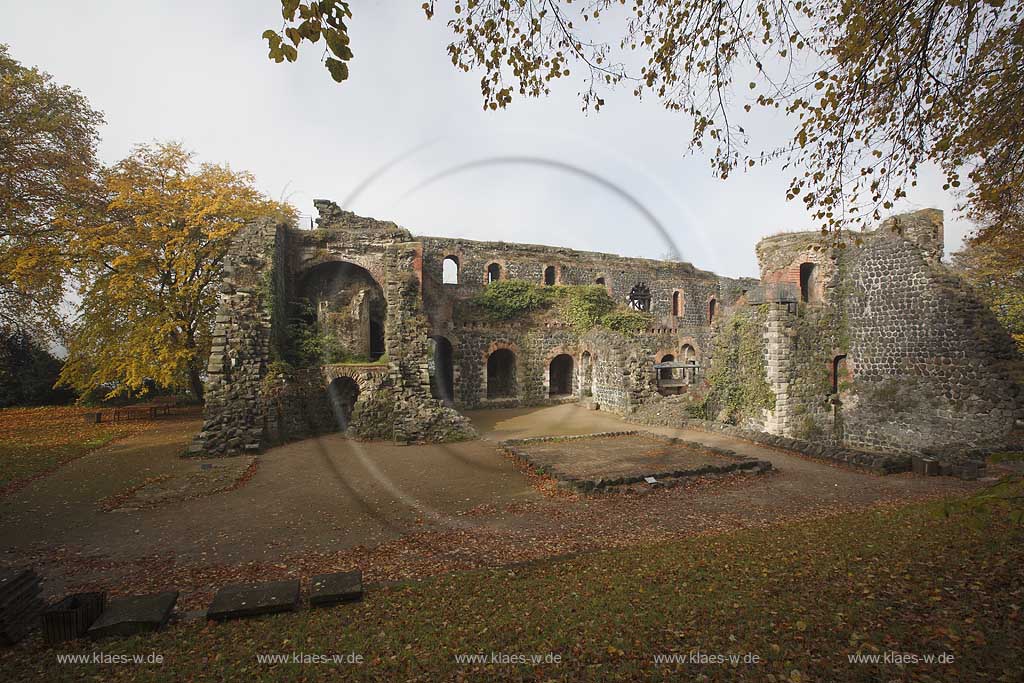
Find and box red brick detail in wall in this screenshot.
[763,264,802,287]
[412,243,423,285]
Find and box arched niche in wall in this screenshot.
[297,260,386,362]
[659,353,675,380]
[672,290,684,317]
[543,265,558,286]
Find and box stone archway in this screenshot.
[659,353,675,380]
[549,354,574,396]
[486,348,517,398]
[298,260,386,362]
[327,376,360,432]
[429,336,455,405]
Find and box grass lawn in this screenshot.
[0,407,144,493]
[2,479,1021,682]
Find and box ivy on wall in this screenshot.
[700,306,775,424]
[469,281,650,336]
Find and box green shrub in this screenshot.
[700,308,774,423]
[472,280,549,320]
[598,310,651,336]
[556,285,617,333]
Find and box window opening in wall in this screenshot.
[544,265,556,286]
[628,283,651,311]
[708,298,717,323]
[799,262,817,303]
[442,256,460,285]
[832,354,848,394]
[595,277,605,286]
[486,262,501,283]
[672,291,681,316]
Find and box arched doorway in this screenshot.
[297,261,386,363]
[486,349,517,398]
[429,336,455,404]
[327,377,360,432]
[659,353,675,380]
[549,354,574,396]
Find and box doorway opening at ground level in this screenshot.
[327,377,360,432]
[429,336,455,405]
[486,349,517,398]
[549,354,574,397]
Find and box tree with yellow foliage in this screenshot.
[59,142,294,400]
[0,44,103,341]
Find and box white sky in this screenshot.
[3,0,974,278]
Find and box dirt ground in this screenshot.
[506,432,739,480]
[0,403,982,608]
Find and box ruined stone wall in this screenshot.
[419,234,746,412]
[753,209,1023,455]
[189,218,284,456]
[420,236,735,334]
[261,367,336,445]
[448,320,579,408]
[192,204,475,455]
[581,328,656,414]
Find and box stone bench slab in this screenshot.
[207,580,300,621]
[309,571,363,607]
[88,591,178,639]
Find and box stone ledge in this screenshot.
[681,419,916,475]
[500,430,773,493]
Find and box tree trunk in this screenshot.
[188,364,205,403]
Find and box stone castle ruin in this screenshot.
[190,201,1022,467]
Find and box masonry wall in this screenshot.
[189,218,283,455]
[754,209,1023,455]
[192,205,475,455]
[419,233,750,412]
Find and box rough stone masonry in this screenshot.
[189,202,1022,464]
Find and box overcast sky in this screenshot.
[3,0,974,278]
